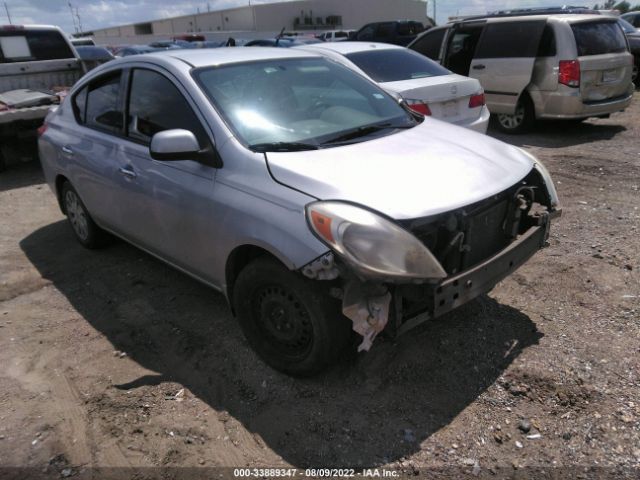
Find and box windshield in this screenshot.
[195,57,416,150]
[345,48,450,83]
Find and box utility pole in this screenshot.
[75,7,83,34]
[433,0,436,25]
[249,0,256,31]
[4,1,12,24]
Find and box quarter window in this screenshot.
[127,69,208,147]
[85,71,124,133]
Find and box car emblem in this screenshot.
[451,85,457,95]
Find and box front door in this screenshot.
[116,67,220,282]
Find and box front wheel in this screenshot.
[495,95,535,134]
[233,257,351,376]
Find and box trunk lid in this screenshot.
[266,119,535,220]
[383,74,483,125]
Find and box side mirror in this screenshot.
[149,129,201,161]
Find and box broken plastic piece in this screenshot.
[341,280,391,351]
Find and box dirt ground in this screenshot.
[0,95,639,479]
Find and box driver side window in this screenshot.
[126,69,210,148]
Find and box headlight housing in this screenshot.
[533,159,559,208]
[519,149,559,208]
[306,201,446,281]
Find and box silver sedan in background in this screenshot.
[38,48,559,376]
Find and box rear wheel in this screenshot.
[632,59,639,87]
[61,182,111,249]
[233,257,351,376]
[495,94,535,134]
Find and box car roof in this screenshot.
[113,46,321,68]
[297,42,403,55]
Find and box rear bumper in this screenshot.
[393,210,558,335]
[455,105,490,133]
[535,88,634,120]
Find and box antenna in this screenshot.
[3,2,12,24]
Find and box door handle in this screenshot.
[61,145,74,156]
[118,166,137,179]
[472,64,486,70]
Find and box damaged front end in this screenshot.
[302,163,561,351]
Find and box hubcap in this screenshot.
[65,190,89,241]
[498,104,525,130]
[253,285,313,357]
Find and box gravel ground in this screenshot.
[0,94,638,479]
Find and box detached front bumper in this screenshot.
[392,210,559,335]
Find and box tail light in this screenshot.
[468,92,485,108]
[37,123,48,137]
[559,60,580,87]
[405,99,432,116]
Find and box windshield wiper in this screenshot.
[249,142,320,152]
[321,122,414,145]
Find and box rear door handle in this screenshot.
[118,166,137,179]
[472,64,486,70]
[61,145,74,156]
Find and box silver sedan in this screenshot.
[38,47,560,376]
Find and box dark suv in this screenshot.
[352,21,426,46]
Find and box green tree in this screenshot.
[614,1,631,12]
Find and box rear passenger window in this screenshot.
[571,22,627,56]
[127,69,208,147]
[85,72,124,133]
[411,29,447,60]
[475,21,547,58]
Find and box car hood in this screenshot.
[266,119,535,220]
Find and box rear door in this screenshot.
[570,20,633,102]
[469,19,547,114]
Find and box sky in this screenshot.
[1,0,595,34]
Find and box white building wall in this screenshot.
[89,0,429,45]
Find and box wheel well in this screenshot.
[225,245,283,310]
[55,175,70,213]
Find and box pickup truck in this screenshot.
[1,25,83,171]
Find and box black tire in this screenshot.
[61,182,111,249]
[495,94,535,134]
[233,257,351,376]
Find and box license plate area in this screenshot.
[441,100,459,118]
[601,68,619,84]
